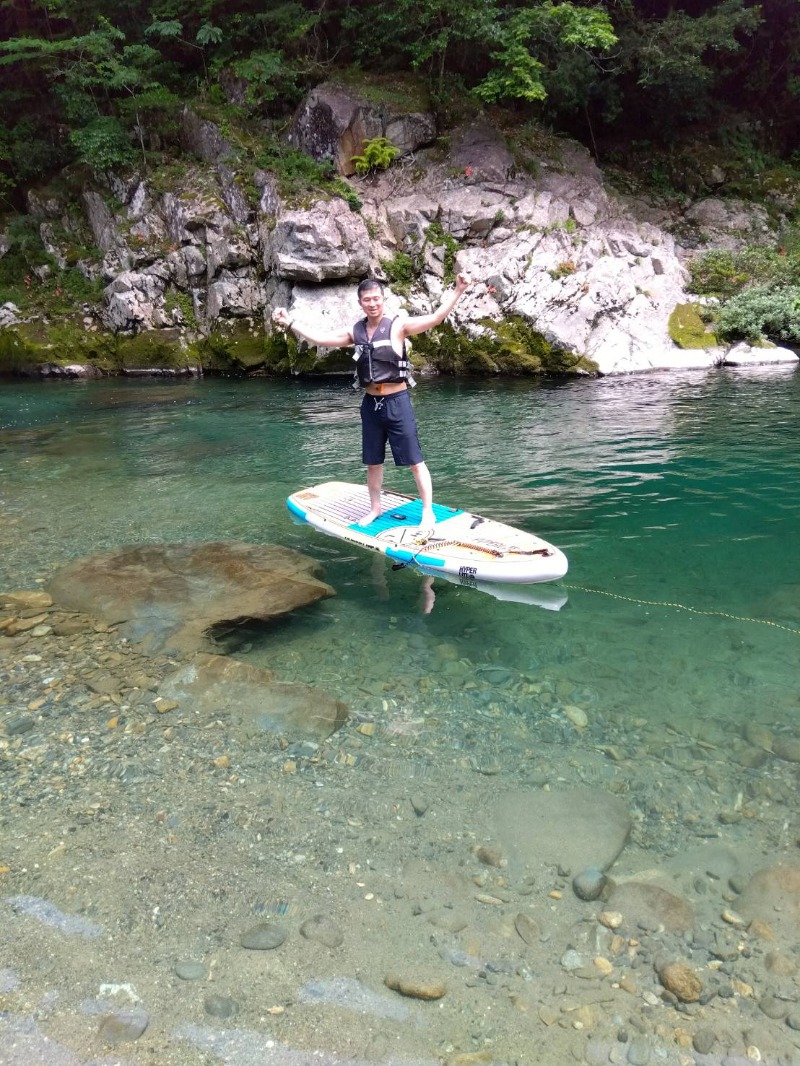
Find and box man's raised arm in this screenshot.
[272,307,354,348]
[398,273,472,340]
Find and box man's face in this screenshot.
[358,286,384,319]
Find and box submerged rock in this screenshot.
[737,866,800,942]
[159,653,348,741]
[492,788,631,875]
[47,540,334,655]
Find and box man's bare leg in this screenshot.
[358,464,384,524]
[410,461,435,530]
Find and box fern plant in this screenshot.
[351,137,399,176]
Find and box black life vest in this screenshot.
[352,316,412,387]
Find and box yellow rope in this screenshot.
[561,584,800,637]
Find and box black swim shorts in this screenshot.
[360,390,424,467]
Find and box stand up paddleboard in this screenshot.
[287,481,568,585]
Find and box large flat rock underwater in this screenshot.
[46,540,334,656]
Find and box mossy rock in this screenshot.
[114,329,191,369]
[412,318,597,376]
[194,323,354,376]
[0,319,117,372]
[668,303,719,349]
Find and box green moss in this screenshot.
[668,302,719,349]
[335,70,430,113]
[411,317,597,376]
[0,318,117,372]
[114,330,192,369]
[164,289,197,329]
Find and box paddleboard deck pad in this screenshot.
[287,481,568,584]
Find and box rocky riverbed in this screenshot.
[3,551,800,1066]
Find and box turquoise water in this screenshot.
[2,368,799,736]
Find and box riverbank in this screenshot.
[2,83,798,382]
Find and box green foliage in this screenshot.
[476,3,616,105]
[330,178,362,212]
[250,137,335,203]
[164,289,197,329]
[424,222,460,283]
[351,137,399,177]
[70,117,136,174]
[715,285,800,344]
[668,303,719,349]
[689,246,800,298]
[380,252,418,295]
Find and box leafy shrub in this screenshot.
[380,252,417,294]
[715,285,800,344]
[70,117,136,175]
[351,137,398,176]
[690,246,800,297]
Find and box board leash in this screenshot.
[561,583,800,638]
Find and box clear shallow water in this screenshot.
[4,367,800,1064]
[1,367,799,735]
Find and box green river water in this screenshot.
[2,365,800,1066]
[2,369,798,731]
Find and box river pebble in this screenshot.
[240,922,288,949]
[385,973,447,1000]
[98,1007,149,1044]
[573,868,607,901]
[299,914,344,948]
[203,993,239,1019]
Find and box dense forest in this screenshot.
[0,0,799,356]
[1,0,798,206]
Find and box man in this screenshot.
[272,273,471,534]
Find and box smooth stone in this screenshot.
[47,541,334,656]
[737,866,800,940]
[608,881,694,934]
[3,715,35,736]
[2,590,53,609]
[561,949,586,972]
[98,1008,149,1045]
[758,995,787,1020]
[493,788,631,874]
[240,922,288,950]
[299,914,344,949]
[384,973,446,1000]
[692,1029,716,1054]
[573,868,607,902]
[773,737,800,763]
[426,908,469,933]
[658,961,702,1002]
[204,993,238,1019]
[175,960,206,980]
[627,1039,650,1066]
[514,912,541,946]
[786,1012,800,1031]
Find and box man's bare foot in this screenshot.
[420,509,436,529]
[356,509,382,526]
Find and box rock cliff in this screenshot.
[2,84,796,376]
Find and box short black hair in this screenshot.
[357,278,384,298]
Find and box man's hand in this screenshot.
[272,307,291,330]
[455,272,472,296]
